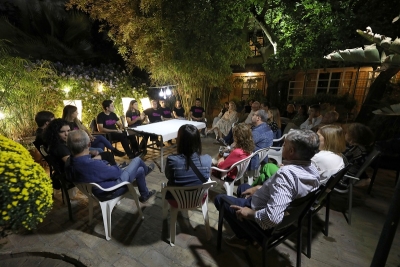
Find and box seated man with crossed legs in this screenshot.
[214,129,320,249]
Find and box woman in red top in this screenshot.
[214,123,255,180]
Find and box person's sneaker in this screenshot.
[112,148,126,157]
[334,181,349,193]
[147,163,155,175]
[224,235,248,250]
[218,138,228,146]
[118,162,129,169]
[139,189,156,203]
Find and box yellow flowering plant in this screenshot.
[0,135,53,237]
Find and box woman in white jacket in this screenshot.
[311,125,346,184]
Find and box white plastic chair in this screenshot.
[245,148,270,185]
[268,146,284,166]
[161,181,216,246]
[75,182,143,240]
[273,133,286,144]
[210,153,253,196]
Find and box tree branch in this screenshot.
[250,4,277,54]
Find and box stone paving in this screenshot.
[1,136,400,266]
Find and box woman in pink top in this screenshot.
[213,123,254,180]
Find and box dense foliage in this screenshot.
[0,135,53,236]
[0,42,148,141]
[67,0,251,110]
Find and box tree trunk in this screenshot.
[355,67,400,124]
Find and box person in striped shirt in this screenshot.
[214,129,320,249]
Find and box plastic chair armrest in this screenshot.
[90,181,130,191]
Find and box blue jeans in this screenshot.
[223,128,234,145]
[236,183,251,197]
[89,147,104,153]
[91,135,114,151]
[214,194,262,243]
[118,157,149,198]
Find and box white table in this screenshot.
[128,119,206,172]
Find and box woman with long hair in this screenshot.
[311,125,346,184]
[165,124,212,202]
[172,100,186,119]
[126,100,145,127]
[267,107,281,132]
[340,123,375,188]
[44,118,117,171]
[206,101,238,139]
[213,123,254,180]
[62,105,125,157]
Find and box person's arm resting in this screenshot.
[254,173,294,229]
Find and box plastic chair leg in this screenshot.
[247,176,254,185]
[162,199,169,219]
[100,202,112,241]
[201,200,212,240]
[224,182,234,196]
[132,192,144,220]
[169,208,179,246]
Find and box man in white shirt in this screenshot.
[300,104,322,130]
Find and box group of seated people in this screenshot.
[34,96,375,250]
[173,120,374,249]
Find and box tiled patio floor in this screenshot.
[1,136,399,266]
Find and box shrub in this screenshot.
[0,135,53,237]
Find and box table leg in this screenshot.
[160,136,164,173]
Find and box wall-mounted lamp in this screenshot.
[97,83,104,93]
[63,86,71,96]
